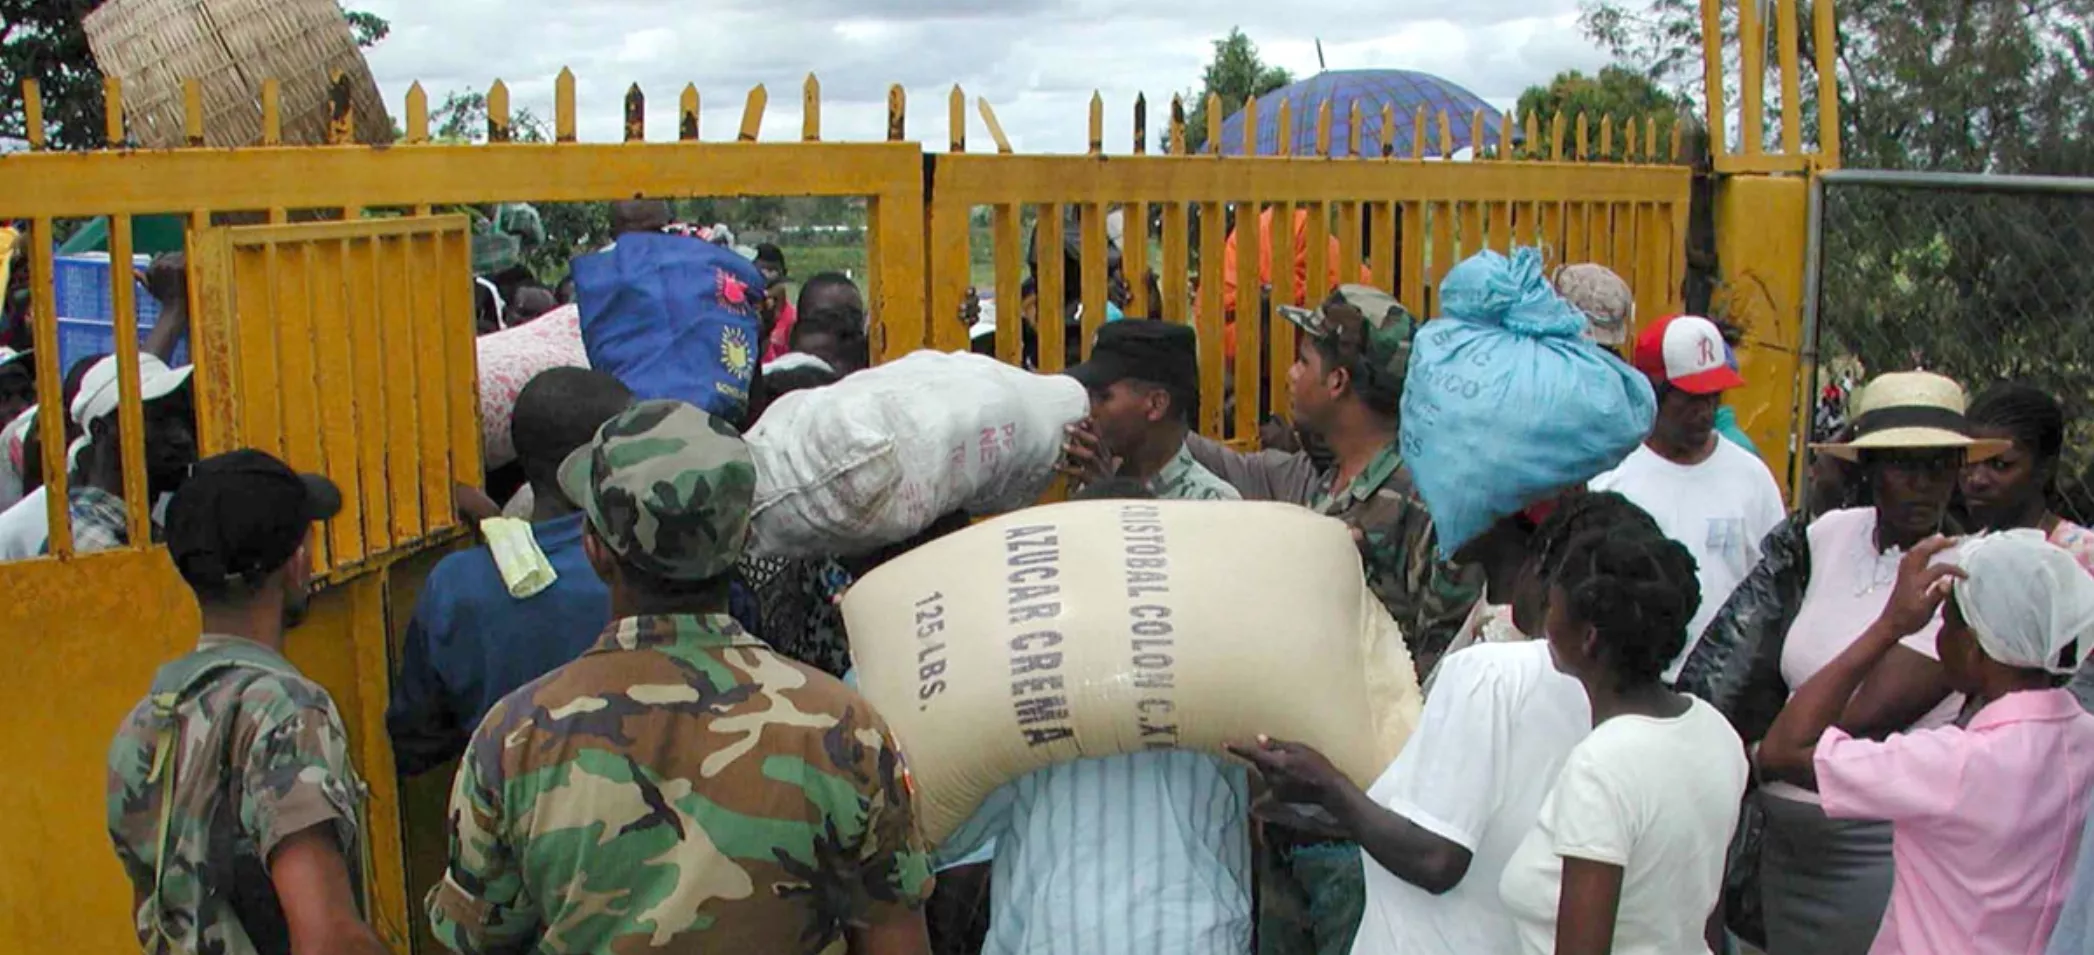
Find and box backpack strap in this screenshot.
[139,641,301,952]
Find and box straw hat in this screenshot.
[1811,370,2009,462]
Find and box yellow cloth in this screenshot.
[481,517,557,598]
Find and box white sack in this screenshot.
[745,350,1088,558]
[476,305,589,469]
[845,498,1423,845]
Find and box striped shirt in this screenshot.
[937,445,1251,954]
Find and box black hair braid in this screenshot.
[1531,491,1662,581]
[1968,382,2065,463]
[1553,524,1702,688]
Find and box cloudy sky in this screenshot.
[354,0,1612,154]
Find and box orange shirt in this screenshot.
[1215,208,1373,363]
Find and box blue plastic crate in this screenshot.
[57,317,188,378]
[53,254,159,324]
[51,254,178,376]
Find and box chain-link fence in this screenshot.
[1805,169,2094,519]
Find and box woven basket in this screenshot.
[83,0,393,148]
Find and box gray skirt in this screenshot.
[1757,790,1895,955]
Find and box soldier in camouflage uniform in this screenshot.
[1181,286,1486,955]
[1061,319,1241,502]
[105,449,385,955]
[427,399,935,955]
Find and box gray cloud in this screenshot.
[355,0,1610,153]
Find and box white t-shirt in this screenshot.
[1498,697,1748,955]
[1591,441,1786,681]
[1352,641,1590,955]
[0,485,47,559]
[1762,506,1964,804]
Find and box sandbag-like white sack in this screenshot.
[476,306,589,469]
[746,350,1088,558]
[845,498,1423,845]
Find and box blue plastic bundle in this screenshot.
[573,232,764,423]
[1400,247,1655,557]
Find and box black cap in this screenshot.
[166,449,343,589]
[1065,320,1198,394]
[754,243,787,270]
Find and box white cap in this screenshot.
[69,354,195,429]
[762,351,835,376]
[1952,530,2094,675]
[0,347,31,372]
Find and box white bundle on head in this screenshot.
[1952,530,2094,675]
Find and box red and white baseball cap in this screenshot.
[1632,314,1745,394]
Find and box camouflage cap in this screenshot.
[1279,284,1418,389]
[559,399,757,582]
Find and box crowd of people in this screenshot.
[20,205,2087,955]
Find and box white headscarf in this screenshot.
[1952,530,2094,675]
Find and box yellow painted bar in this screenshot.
[439,229,481,501]
[929,154,1683,207]
[1566,200,1591,262]
[1269,197,1297,422]
[1160,199,1189,324]
[992,205,1024,366]
[1775,0,1803,155]
[108,214,152,547]
[866,167,929,362]
[1813,0,1842,163]
[379,231,424,543]
[924,187,972,353]
[1458,200,1483,264]
[26,217,71,556]
[309,240,366,565]
[1398,201,1425,316]
[1487,198,1512,254]
[0,142,926,218]
[282,244,332,568]
[187,227,240,452]
[1713,175,1809,492]
[1427,201,1453,312]
[1336,201,1362,284]
[1368,200,1397,297]
[1740,0,1766,155]
[1611,203,1637,297]
[1195,199,1227,438]
[1304,201,1331,307]
[344,235,392,555]
[409,234,450,531]
[1234,200,1264,440]
[1701,0,1728,158]
[1080,202,1108,355]
[22,79,44,148]
[1125,199,1151,317]
[1037,205,1067,372]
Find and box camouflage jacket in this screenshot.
[426,612,934,955]
[1146,441,1244,502]
[1310,442,1485,678]
[105,635,368,955]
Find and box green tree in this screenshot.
[1178,28,1293,154]
[1513,66,1687,159]
[2,3,390,150]
[1582,0,2094,473]
[1580,0,2092,171]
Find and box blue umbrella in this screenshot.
[1214,69,1510,158]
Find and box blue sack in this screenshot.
[1400,247,1655,557]
[573,232,764,422]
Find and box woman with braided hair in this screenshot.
[1231,491,1661,954]
[1962,382,2094,573]
[1497,520,1749,955]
